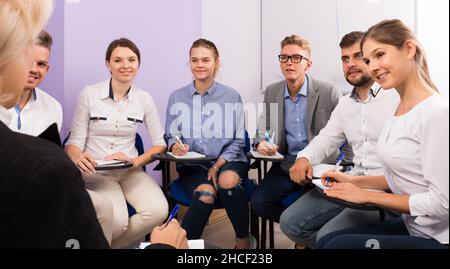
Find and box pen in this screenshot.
[164,204,180,227]
[264,131,275,150]
[175,135,187,152]
[326,151,346,184]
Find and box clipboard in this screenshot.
[94,160,133,171]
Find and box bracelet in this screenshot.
[212,166,219,172]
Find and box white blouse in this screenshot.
[377,95,449,244]
[67,80,166,160]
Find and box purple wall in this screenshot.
[41,0,64,121]
[46,0,201,183]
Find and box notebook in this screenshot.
[94,160,133,170]
[167,151,206,159]
[311,163,343,179]
[249,150,284,160]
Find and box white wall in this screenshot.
[202,0,263,106]
[417,0,449,97]
[261,0,416,94]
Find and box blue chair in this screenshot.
[161,131,260,246]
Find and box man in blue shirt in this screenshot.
[251,35,342,223]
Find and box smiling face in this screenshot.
[24,45,50,90]
[280,44,311,83]
[189,46,219,82]
[340,42,372,88]
[106,46,139,84]
[362,38,412,90]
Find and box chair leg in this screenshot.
[269,220,275,249]
[250,210,260,248]
[261,218,267,249]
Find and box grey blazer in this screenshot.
[255,74,342,160]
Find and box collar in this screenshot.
[350,82,382,101]
[284,76,308,99]
[102,79,133,101]
[189,81,217,97]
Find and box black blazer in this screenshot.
[0,122,109,249]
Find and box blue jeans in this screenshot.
[280,188,398,248]
[177,161,249,239]
[250,164,311,222]
[279,188,344,247]
[316,217,448,249]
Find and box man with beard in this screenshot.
[279,31,400,249]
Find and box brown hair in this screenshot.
[361,19,438,92]
[189,38,220,59]
[105,38,141,65]
[340,31,364,49]
[189,38,220,76]
[36,30,52,50]
[281,35,311,57]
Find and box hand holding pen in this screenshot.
[324,151,346,185]
[257,131,279,156]
[172,135,190,156]
[151,205,188,249]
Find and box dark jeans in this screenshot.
[250,163,312,222]
[177,161,249,240]
[316,217,448,249]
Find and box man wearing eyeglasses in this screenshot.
[251,35,343,226]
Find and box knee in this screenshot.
[111,210,129,240]
[279,209,298,236]
[250,190,267,216]
[195,184,216,204]
[138,197,169,224]
[218,171,240,190]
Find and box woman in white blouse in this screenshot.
[65,38,168,248]
[315,19,448,249]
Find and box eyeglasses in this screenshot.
[278,54,309,63]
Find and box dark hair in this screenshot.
[361,19,438,92]
[36,30,53,50]
[189,38,220,59]
[339,31,364,49]
[105,38,141,65]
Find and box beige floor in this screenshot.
[179,207,295,249]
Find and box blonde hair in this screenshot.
[281,35,312,58]
[0,0,53,67]
[361,19,438,92]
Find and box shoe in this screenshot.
[234,234,258,249]
[294,243,311,250]
[248,234,257,249]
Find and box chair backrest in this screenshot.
[244,130,251,154]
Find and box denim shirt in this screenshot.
[165,81,247,163]
[284,76,308,155]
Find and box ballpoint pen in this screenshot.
[326,151,346,184]
[175,135,187,152]
[164,204,180,227]
[264,131,275,150]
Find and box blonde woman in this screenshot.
[317,19,448,249]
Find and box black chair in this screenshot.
[251,141,354,249]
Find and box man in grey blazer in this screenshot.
[251,35,342,223]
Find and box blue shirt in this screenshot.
[284,77,309,155]
[165,81,247,163]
